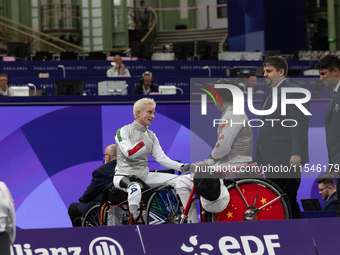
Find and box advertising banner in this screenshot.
[11,219,321,255]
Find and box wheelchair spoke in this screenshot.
[253,193,258,207]
[216,213,221,222]
[89,213,99,226]
[235,183,250,208]
[82,204,101,227]
[223,179,291,221]
[257,195,282,211]
[146,188,180,225]
[165,191,175,215]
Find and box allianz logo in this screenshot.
[11,236,124,255]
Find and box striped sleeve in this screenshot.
[115,126,147,159]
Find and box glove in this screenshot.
[180,163,190,173]
[180,163,197,173]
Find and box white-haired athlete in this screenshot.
[113,98,190,224]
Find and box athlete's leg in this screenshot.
[113,175,141,220]
[175,175,199,223]
[144,172,199,223]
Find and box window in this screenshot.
[217,0,227,18]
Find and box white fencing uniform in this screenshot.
[0,182,15,244]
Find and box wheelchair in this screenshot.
[82,166,292,226]
[181,177,292,223]
[82,174,181,227]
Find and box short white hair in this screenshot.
[133,98,156,119]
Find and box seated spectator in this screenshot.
[234,75,246,92]
[68,144,117,227]
[0,181,15,254]
[247,73,264,94]
[107,55,131,77]
[317,175,337,211]
[286,74,299,85]
[0,74,9,96]
[133,71,157,95]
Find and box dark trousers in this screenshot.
[256,150,301,219]
[0,231,10,255]
[68,203,83,227]
[267,178,301,219]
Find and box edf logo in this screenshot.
[89,237,124,255]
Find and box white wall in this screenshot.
[196,0,228,29]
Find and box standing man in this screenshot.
[315,55,340,216]
[317,175,337,211]
[0,73,9,96]
[133,72,157,94]
[255,55,309,219]
[68,144,117,227]
[107,54,131,77]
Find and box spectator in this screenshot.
[107,55,131,77]
[317,175,337,211]
[286,74,299,85]
[68,144,117,227]
[247,73,264,94]
[234,74,246,92]
[0,181,15,254]
[0,74,9,96]
[133,71,157,95]
[139,1,150,31]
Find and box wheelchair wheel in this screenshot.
[213,178,291,222]
[82,203,100,227]
[101,202,130,226]
[145,188,181,225]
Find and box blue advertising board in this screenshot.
[11,219,327,255]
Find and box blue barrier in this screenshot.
[301,210,336,218]
[8,77,191,95]
[12,218,339,255]
[5,76,332,97]
[0,60,318,78]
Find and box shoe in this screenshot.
[129,213,137,225]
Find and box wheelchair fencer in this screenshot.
[82,174,182,226]
[178,163,292,223]
[82,163,292,226]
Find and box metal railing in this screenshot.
[41,3,81,31]
[127,5,157,42]
[140,6,157,43]
[220,31,228,53]
[0,15,88,54]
